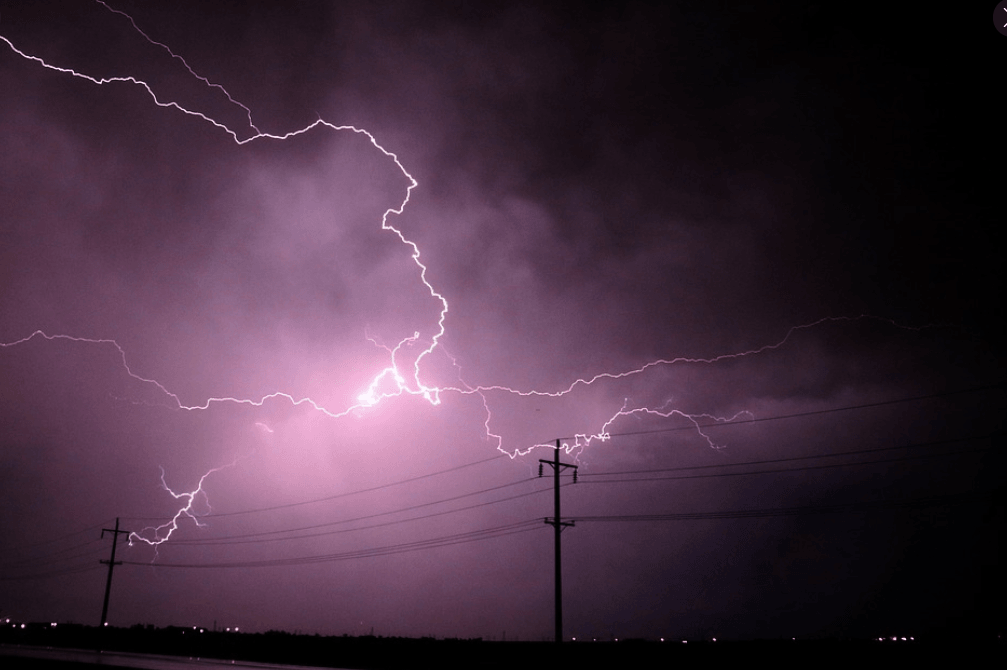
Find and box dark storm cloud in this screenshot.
[313,1,912,379]
[0,0,1001,643]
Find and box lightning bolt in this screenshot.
[0,4,446,409]
[128,463,235,550]
[0,4,929,551]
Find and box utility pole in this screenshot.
[539,439,577,644]
[99,517,130,626]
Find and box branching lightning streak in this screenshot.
[0,5,924,550]
[577,402,755,455]
[0,10,446,412]
[93,0,261,137]
[128,463,235,550]
[465,315,918,455]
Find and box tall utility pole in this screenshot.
[539,439,577,644]
[100,517,130,626]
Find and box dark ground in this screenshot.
[1,623,1002,669]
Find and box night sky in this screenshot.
[1,1,1002,642]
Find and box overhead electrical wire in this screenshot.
[0,537,111,583]
[578,434,994,482]
[21,386,999,575]
[113,436,996,567]
[121,519,546,569]
[572,491,986,522]
[208,453,508,518]
[560,382,1003,442]
[0,562,103,582]
[166,478,553,546]
[0,539,109,569]
[0,539,109,581]
[120,453,508,522]
[119,486,992,570]
[118,384,999,530]
[123,435,993,549]
[19,519,114,550]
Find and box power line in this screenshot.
[118,384,1000,535]
[103,440,994,570]
[0,538,107,571]
[18,519,114,551]
[116,487,992,570]
[572,491,986,522]
[0,563,103,582]
[5,478,549,578]
[154,476,542,544]
[579,438,990,485]
[121,454,507,522]
[578,433,994,479]
[122,435,993,549]
[26,388,993,580]
[121,519,546,569]
[166,480,554,546]
[563,383,1003,442]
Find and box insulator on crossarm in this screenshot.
[573,470,578,484]
[538,464,543,477]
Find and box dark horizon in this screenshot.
[2,620,1000,670]
[1,1,1002,643]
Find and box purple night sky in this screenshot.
[0,1,1001,642]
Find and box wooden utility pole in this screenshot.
[539,439,577,643]
[99,517,130,626]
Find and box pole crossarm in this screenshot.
[543,515,576,527]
